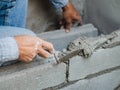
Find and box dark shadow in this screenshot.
[28,0,62,32]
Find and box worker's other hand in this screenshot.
[14,35,54,63]
[60,1,82,32]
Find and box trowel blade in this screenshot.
[53,49,81,64]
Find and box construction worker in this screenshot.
[0,0,81,65]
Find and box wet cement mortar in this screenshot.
[43,30,120,90]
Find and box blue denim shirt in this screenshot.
[0,0,28,27]
[0,0,68,66]
[0,0,68,27]
[49,0,68,8]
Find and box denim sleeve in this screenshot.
[0,37,19,65]
[49,0,68,9]
[0,0,28,27]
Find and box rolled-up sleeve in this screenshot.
[0,37,19,65]
[49,0,68,9]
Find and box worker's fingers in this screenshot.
[65,20,72,33]
[73,14,83,26]
[18,47,37,63]
[78,20,82,26]
[38,47,51,58]
[40,40,54,54]
[18,55,33,63]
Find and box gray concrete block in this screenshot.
[60,69,120,90]
[69,46,120,81]
[37,24,98,39]
[0,63,66,90]
[37,24,98,51]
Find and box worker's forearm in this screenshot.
[0,26,36,66]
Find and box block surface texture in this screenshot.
[0,63,66,90]
[69,46,120,81]
[60,70,120,90]
[0,24,98,90]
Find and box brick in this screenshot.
[69,46,120,81]
[0,63,66,90]
[60,69,120,90]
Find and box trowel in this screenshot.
[46,49,83,64]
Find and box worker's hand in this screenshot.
[60,1,82,32]
[14,35,54,63]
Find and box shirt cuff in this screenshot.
[0,37,19,64]
[49,0,69,9]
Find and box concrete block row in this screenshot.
[60,69,120,90]
[0,63,66,90]
[0,24,98,90]
[69,46,120,81]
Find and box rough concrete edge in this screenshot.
[43,65,120,90]
[0,63,65,81]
